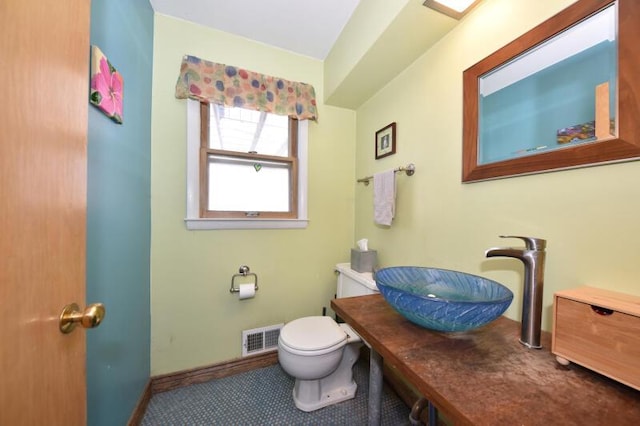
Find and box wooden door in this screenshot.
[0,0,91,424]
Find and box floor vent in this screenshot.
[242,323,283,357]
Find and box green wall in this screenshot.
[150,15,356,374]
[87,0,153,424]
[353,0,640,332]
[150,0,640,377]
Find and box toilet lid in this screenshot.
[280,316,347,351]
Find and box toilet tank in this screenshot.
[336,263,378,298]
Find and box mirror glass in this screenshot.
[463,0,640,183]
[478,4,616,165]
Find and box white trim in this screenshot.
[185,218,309,230]
[186,99,200,219]
[184,99,309,230]
[297,119,309,220]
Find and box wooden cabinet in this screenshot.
[552,286,640,390]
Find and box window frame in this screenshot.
[184,99,309,230]
[199,102,299,219]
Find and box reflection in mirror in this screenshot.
[478,4,616,165]
[463,0,640,183]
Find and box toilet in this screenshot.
[278,263,378,412]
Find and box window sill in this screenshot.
[184,218,309,230]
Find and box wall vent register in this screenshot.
[242,323,283,357]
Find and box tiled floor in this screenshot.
[142,358,411,425]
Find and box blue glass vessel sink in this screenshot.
[374,267,513,332]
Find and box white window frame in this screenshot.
[184,99,308,230]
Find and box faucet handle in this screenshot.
[499,235,546,251]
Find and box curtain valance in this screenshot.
[175,55,318,121]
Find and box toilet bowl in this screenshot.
[278,315,363,412]
[278,264,377,411]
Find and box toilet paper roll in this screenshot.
[238,283,255,300]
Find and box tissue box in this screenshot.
[350,249,377,273]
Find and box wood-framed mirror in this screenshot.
[462,0,640,182]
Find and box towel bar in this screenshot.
[357,163,415,186]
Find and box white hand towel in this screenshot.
[373,170,396,226]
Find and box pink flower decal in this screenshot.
[89,46,123,124]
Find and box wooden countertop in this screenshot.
[331,294,640,426]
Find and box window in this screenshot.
[201,102,298,218]
[185,99,308,230]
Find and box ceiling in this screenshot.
[149,0,461,108]
[149,0,361,60]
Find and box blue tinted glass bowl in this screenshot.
[374,266,513,332]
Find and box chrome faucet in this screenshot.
[485,236,547,349]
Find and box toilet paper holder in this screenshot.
[230,265,259,293]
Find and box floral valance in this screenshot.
[175,55,318,121]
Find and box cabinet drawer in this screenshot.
[553,288,640,390]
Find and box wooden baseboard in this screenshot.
[127,352,278,423]
[150,351,279,394]
[127,380,152,426]
[132,349,439,424]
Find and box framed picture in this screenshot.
[90,45,124,124]
[375,122,396,159]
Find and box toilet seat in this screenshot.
[280,316,347,356]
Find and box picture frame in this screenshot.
[375,122,396,159]
[90,45,124,124]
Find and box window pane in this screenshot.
[207,155,290,212]
[209,105,289,156]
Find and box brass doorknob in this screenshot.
[59,303,106,334]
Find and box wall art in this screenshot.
[90,45,123,124]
